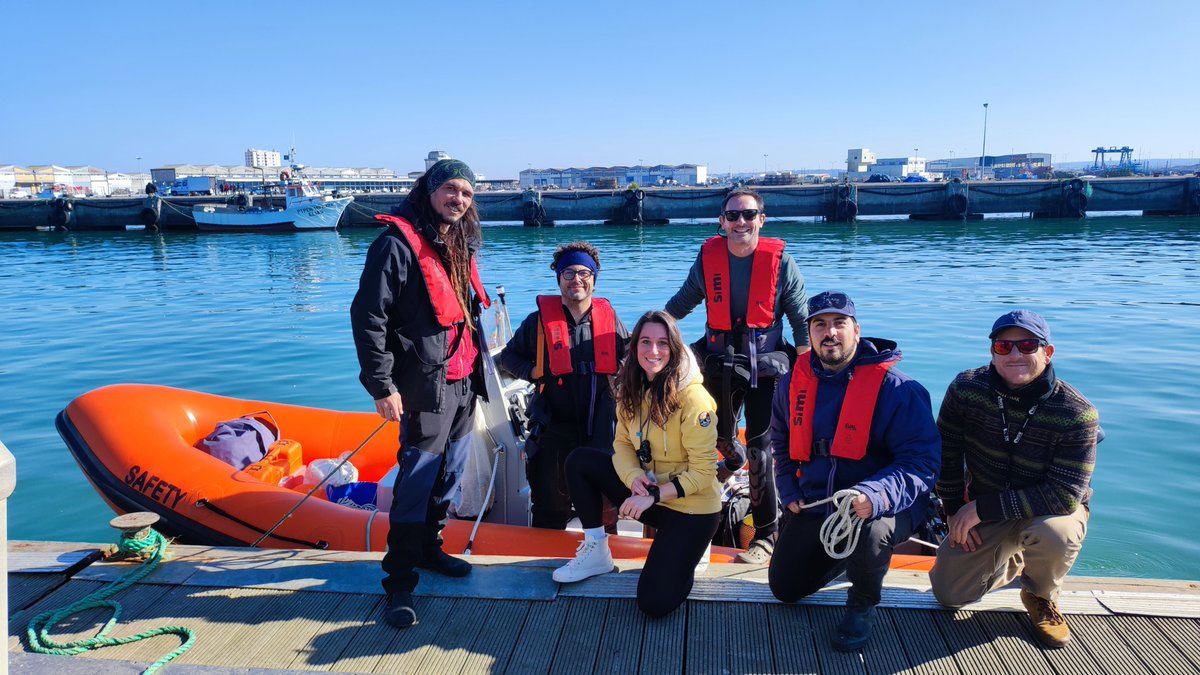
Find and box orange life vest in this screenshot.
[532,296,619,378]
[788,359,897,462]
[701,236,785,331]
[379,215,490,326]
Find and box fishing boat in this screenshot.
[192,169,352,232]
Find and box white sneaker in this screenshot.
[553,537,615,583]
[695,542,712,575]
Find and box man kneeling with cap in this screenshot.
[931,310,1099,649]
[768,291,940,651]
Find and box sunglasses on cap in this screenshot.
[991,338,1047,355]
[721,209,762,222]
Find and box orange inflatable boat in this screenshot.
[57,383,934,571]
[57,384,747,562]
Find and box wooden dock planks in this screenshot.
[8,542,1200,674]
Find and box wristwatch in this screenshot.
[646,483,660,504]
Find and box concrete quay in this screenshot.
[1,176,1198,231]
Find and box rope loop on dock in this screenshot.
[25,528,195,674]
[801,489,865,559]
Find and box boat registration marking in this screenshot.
[124,465,188,509]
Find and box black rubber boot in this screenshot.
[383,591,417,629]
[831,605,876,652]
[417,548,472,578]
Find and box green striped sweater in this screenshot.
[936,366,1099,521]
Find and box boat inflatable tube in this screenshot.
[56,384,758,564]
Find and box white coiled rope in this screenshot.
[802,489,864,559]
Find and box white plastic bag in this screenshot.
[304,451,359,488]
[376,464,399,511]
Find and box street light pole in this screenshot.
[979,103,989,179]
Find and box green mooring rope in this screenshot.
[26,529,195,674]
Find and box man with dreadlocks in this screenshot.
[350,158,491,629]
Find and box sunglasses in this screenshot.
[721,209,762,222]
[559,269,593,281]
[813,292,850,309]
[991,338,1046,355]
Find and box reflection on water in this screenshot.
[2,214,1198,579]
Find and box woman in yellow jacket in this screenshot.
[553,310,721,617]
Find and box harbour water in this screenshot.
[1,214,1197,580]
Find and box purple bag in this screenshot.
[198,412,279,469]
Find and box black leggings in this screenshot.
[565,446,720,617]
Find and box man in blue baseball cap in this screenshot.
[767,290,940,651]
[931,309,1099,649]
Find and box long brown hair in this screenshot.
[616,310,688,427]
[407,172,482,324]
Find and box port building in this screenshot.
[520,164,708,190]
[244,149,283,168]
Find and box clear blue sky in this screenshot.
[3,1,1196,177]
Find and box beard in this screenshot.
[816,340,854,370]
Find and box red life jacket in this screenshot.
[378,215,490,326]
[533,296,619,378]
[788,359,898,462]
[701,236,785,331]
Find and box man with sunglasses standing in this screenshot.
[666,188,808,563]
[767,291,940,651]
[499,241,630,529]
[931,310,1099,649]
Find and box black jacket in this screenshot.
[349,202,487,413]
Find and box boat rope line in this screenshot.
[347,201,392,216]
[856,186,946,197]
[800,490,945,557]
[194,498,328,549]
[158,198,197,218]
[1090,182,1180,196]
[25,529,195,674]
[970,184,1058,197]
[800,489,865,559]
[251,419,389,548]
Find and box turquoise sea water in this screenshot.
[2,215,1198,580]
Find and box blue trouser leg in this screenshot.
[381,380,474,594]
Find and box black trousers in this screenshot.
[702,374,780,539]
[565,446,720,617]
[768,508,914,608]
[381,379,474,595]
[526,424,615,530]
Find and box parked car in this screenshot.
[6,188,32,199]
[865,174,894,183]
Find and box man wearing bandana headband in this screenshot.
[351,158,489,629]
[499,241,630,529]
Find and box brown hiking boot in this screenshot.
[1020,589,1071,648]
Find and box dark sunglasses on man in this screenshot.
[721,209,762,222]
[991,338,1047,355]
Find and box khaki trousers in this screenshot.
[929,506,1088,606]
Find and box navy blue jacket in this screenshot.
[769,337,940,528]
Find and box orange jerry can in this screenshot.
[244,439,303,485]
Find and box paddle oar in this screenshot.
[252,419,388,548]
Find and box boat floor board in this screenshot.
[7,541,1200,674]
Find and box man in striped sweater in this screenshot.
[930,310,1099,649]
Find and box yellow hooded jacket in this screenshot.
[612,349,721,515]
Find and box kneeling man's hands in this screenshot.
[619,495,654,520]
[948,501,983,552]
[851,493,874,520]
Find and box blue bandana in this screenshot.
[554,250,598,277]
